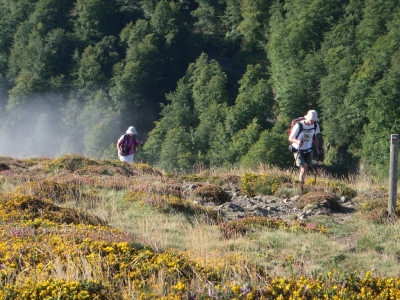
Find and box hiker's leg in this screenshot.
[302,151,313,181]
[120,154,134,163]
[295,152,307,183]
[300,164,308,182]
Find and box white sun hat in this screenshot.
[126,126,137,135]
[304,110,319,121]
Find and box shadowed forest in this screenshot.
[1,0,400,178]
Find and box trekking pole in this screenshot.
[313,158,318,185]
[312,149,322,185]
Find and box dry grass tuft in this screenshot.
[210,174,242,186]
[359,199,400,223]
[0,163,11,171]
[192,184,230,204]
[296,191,341,210]
[219,216,328,238]
[17,179,91,204]
[46,154,99,171]
[0,193,106,225]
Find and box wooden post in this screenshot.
[389,134,399,216]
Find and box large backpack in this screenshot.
[288,117,318,152]
[121,134,131,156]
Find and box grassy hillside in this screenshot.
[0,155,399,299]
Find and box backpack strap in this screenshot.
[123,134,128,146]
[313,122,318,141]
[123,134,132,149]
[296,121,318,138]
[295,122,304,138]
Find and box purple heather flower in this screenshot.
[240,284,251,296]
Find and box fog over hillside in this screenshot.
[0,98,65,158]
[1,95,104,159]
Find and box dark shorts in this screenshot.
[294,150,313,167]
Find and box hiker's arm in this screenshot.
[288,125,303,146]
[288,136,303,145]
[133,139,144,151]
[117,137,123,154]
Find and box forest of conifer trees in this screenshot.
[0,0,399,177]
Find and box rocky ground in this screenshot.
[183,183,355,223]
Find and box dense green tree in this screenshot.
[73,36,119,97]
[190,54,229,163]
[268,0,343,119]
[142,72,196,165]
[110,19,151,106]
[237,0,271,64]
[360,5,400,177]
[151,0,177,37]
[151,0,201,86]
[240,130,292,168]
[158,126,196,172]
[238,0,271,46]
[228,118,262,164]
[110,20,166,135]
[7,29,72,109]
[0,0,37,77]
[317,0,363,169]
[73,0,118,41]
[191,0,225,36]
[225,64,273,136]
[221,0,242,53]
[190,53,228,111]
[207,121,231,166]
[140,0,158,18]
[356,0,398,55]
[30,0,73,32]
[7,0,74,76]
[144,53,229,169]
[116,32,165,97]
[361,52,400,177]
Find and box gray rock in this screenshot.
[340,196,350,203]
[290,196,301,201]
[186,181,355,223]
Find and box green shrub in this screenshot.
[240,172,291,197]
[46,154,99,172]
[306,178,357,198]
[239,131,293,168]
[360,200,400,223]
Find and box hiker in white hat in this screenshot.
[288,110,321,183]
[117,126,144,163]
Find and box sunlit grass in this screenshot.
[1,155,400,298]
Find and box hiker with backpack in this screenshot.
[117,126,144,163]
[288,110,321,184]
